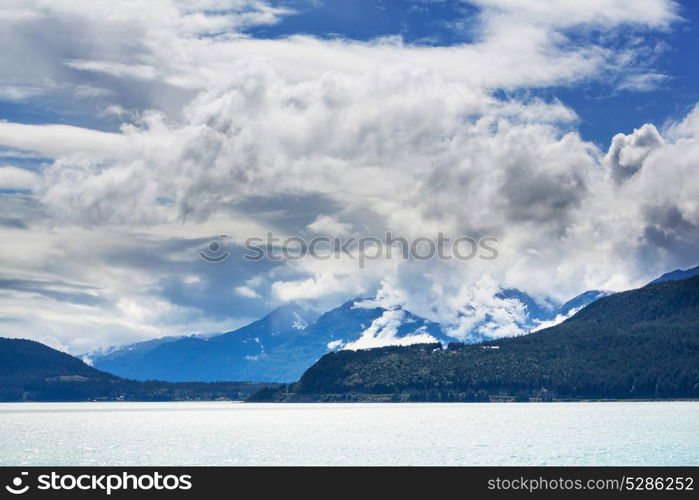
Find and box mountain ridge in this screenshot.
[647,265,699,285]
[251,275,699,402]
[85,266,696,383]
[0,337,274,402]
[89,299,450,382]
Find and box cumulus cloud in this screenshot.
[436,275,529,341]
[605,123,665,184]
[622,109,699,264]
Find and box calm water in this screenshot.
[0,402,697,466]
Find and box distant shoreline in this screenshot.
[242,397,699,404]
[1,398,698,404]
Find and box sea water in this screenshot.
[0,401,696,466]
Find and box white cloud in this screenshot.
[65,60,159,81]
[470,0,678,29]
[327,339,344,350]
[306,215,353,236]
[343,309,439,350]
[235,285,260,298]
[616,72,668,92]
[531,310,580,332]
[352,281,408,311]
[0,84,47,101]
[0,166,40,190]
[0,122,126,159]
[271,272,362,303]
[436,275,530,341]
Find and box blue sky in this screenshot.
[245,0,699,146]
[0,0,698,352]
[2,0,698,145]
[247,0,481,45]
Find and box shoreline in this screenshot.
[2,398,698,404]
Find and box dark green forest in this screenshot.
[251,276,699,402]
[0,338,274,401]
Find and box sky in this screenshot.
[0,0,698,353]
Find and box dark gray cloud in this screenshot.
[0,278,104,306]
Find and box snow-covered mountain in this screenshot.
[86,279,635,382]
[87,299,449,382]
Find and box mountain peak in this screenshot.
[262,302,317,330]
[647,265,699,286]
[335,297,378,311]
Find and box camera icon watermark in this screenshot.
[5,472,29,495]
[199,235,231,263]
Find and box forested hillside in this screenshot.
[251,276,699,402]
[0,338,274,401]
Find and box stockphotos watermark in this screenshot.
[4,471,192,495]
[199,232,499,268]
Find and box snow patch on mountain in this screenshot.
[291,311,309,330]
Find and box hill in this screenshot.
[251,275,699,402]
[0,338,273,402]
